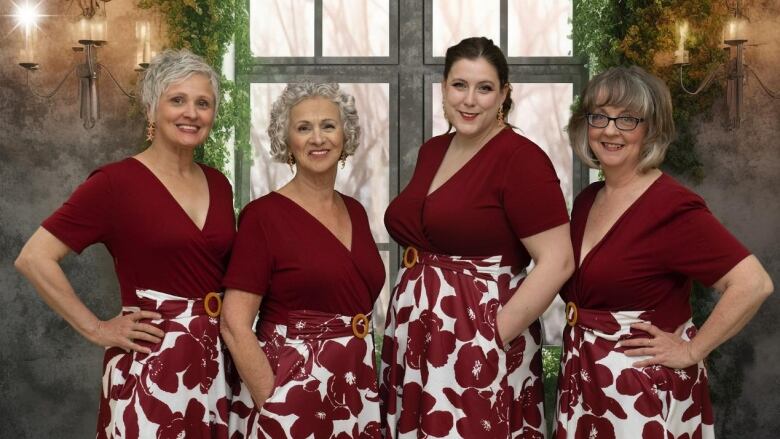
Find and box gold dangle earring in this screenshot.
[287,153,296,173]
[145,121,156,142]
[496,106,505,126]
[339,151,347,169]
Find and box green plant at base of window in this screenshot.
[136,0,251,176]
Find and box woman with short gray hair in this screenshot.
[221,82,384,438]
[16,48,235,438]
[554,66,773,437]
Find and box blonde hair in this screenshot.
[568,66,675,172]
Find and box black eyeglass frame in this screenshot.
[585,113,645,131]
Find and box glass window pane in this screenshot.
[507,83,573,207]
[507,0,573,57]
[323,0,390,57]
[250,0,314,57]
[249,83,390,242]
[432,0,500,57]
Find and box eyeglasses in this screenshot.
[586,113,645,131]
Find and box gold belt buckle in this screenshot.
[351,313,370,339]
[403,246,419,268]
[565,301,578,327]
[204,292,222,317]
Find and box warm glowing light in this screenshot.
[678,21,689,47]
[12,1,41,28]
[674,21,690,65]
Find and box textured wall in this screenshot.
[680,1,780,437]
[1,2,778,439]
[0,2,147,437]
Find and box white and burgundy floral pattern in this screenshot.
[228,309,381,439]
[380,252,546,439]
[553,308,714,439]
[96,289,230,439]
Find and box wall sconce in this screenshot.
[15,1,154,129]
[674,2,779,130]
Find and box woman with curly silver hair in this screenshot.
[554,66,772,438]
[221,82,385,438]
[15,48,235,438]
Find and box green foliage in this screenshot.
[573,0,729,183]
[136,0,251,175]
[542,345,562,433]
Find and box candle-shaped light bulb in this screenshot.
[674,21,690,64]
[678,21,688,51]
[136,21,151,64]
[14,1,40,64]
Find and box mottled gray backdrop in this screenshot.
[1,1,778,438]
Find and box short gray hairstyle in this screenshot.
[568,65,675,172]
[267,82,360,162]
[140,49,220,120]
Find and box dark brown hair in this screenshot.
[443,37,512,117]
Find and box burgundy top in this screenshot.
[385,128,569,270]
[563,173,751,330]
[223,192,385,324]
[42,158,236,306]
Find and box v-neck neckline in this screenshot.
[129,157,213,233]
[271,191,355,253]
[577,173,665,269]
[425,128,509,198]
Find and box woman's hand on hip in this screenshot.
[621,322,699,369]
[87,310,164,354]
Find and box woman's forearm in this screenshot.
[690,262,773,361]
[16,247,102,342]
[221,321,275,406]
[498,255,573,343]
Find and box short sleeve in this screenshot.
[502,145,569,239]
[222,204,272,295]
[663,196,751,287]
[41,170,113,254]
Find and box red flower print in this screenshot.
[444,387,508,438]
[398,382,454,437]
[404,310,456,370]
[318,337,377,416]
[574,414,616,439]
[263,383,350,439]
[454,344,500,389]
[615,367,664,418]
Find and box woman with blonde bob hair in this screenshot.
[554,65,773,438]
[221,82,385,438]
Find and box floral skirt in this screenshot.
[96,289,230,439]
[228,309,381,439]
[380,250,546,439]
[553,307,714,439]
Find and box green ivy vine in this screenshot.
[573,0,729,182]
[136,0,251,177]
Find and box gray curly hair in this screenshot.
[140,49,220,121]
[268,82,360,162]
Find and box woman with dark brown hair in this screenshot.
[380,37,574,438]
